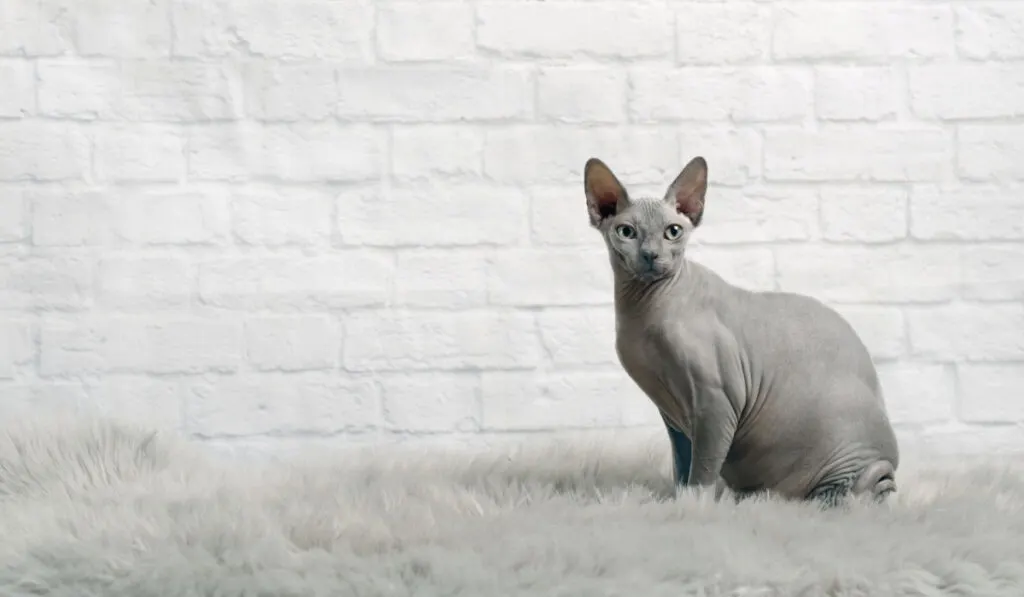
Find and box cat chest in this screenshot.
[615,331,696,432]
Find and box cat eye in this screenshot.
[615,224,637,240]
[664,224,684,240]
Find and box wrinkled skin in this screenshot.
[584,156,899,506]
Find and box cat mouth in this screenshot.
[611,251,671,283]
[630,265,671,283]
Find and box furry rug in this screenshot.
[2,418,1024,596]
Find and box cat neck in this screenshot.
[612,257,709,318]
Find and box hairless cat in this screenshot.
[584,156,899,507]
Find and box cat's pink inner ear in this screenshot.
[676,187,704,220]
[594,190,619,218]
[671,158,708,223]
[585,160,627,222]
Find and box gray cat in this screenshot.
[584,156,899,507]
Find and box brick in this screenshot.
[0,1,72,56]
[956,4,1024,59]
[169,0,235,57]
[392,125,483,180]
[537,307,617,367]
[477,2,672,59]
[776,245,960,303]
[763,127,950,182]
[188,125,260,180]
[394,249,489,308]
[0,383,86,416]
[342,310,540,372]
[178,0,371,61]
[37,60,121,119]
[380,372,479,432]
[910,65,1024,120]
[0,60,34,117]
[0,319,33,379]
[113,188,230,245]
[0,188,28,242]
[186,373,379,437]
[958,124,1024,181]
[231,187,333,246]
[686,247,775,292]
[85,377,184,430]
[120,61,242,122]
[41,60,238,122]
[198,254,392,310]
[243,62,336,121]
[488,249,612,307]
[484,126,680,184]
[629,67,812,123]
[906,426,1024,457]
[537,67,626,124]
[39,316,242,376]
[529,185,597,246]
[337,183,528,247]
[772,5,953,61]
[697,186,818,244]
[336,68,532,122]
[0,256,93,310]
[875,363,954,424]
[820,186,908,243]
[678,127,761,187]
[189,124,384,182]
[72,0,172,57]
[815,67,900,121]
[958,364,1024,422]
[0,122,90,181]
[244,315,340,372]
[96,257,192,310]
[94,125,187,182]
[908,304,1024,362]
[480,371,656,431]
[376,2,475,62]
[911,184,1024,241]
[961,246,1024,302]
[830,305,906,361]
[31,190,111,246]
[675,3,770,64]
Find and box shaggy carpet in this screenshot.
[2,418,1024,597]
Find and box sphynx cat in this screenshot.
[584,156,900,507]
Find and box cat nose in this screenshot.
[640,249,659,266]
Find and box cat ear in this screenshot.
[584,158,629,228]
[665,156,708,227]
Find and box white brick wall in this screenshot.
[2,0,1023,455]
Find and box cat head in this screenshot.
[583,156,708,283]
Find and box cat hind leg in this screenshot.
[852,459,897,502]
[808,460,897,508]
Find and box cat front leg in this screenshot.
[688,394,737,488]
[661,413,692,486]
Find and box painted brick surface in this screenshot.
[1,0,1022,453]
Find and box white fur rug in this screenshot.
[2,418,1024,596]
